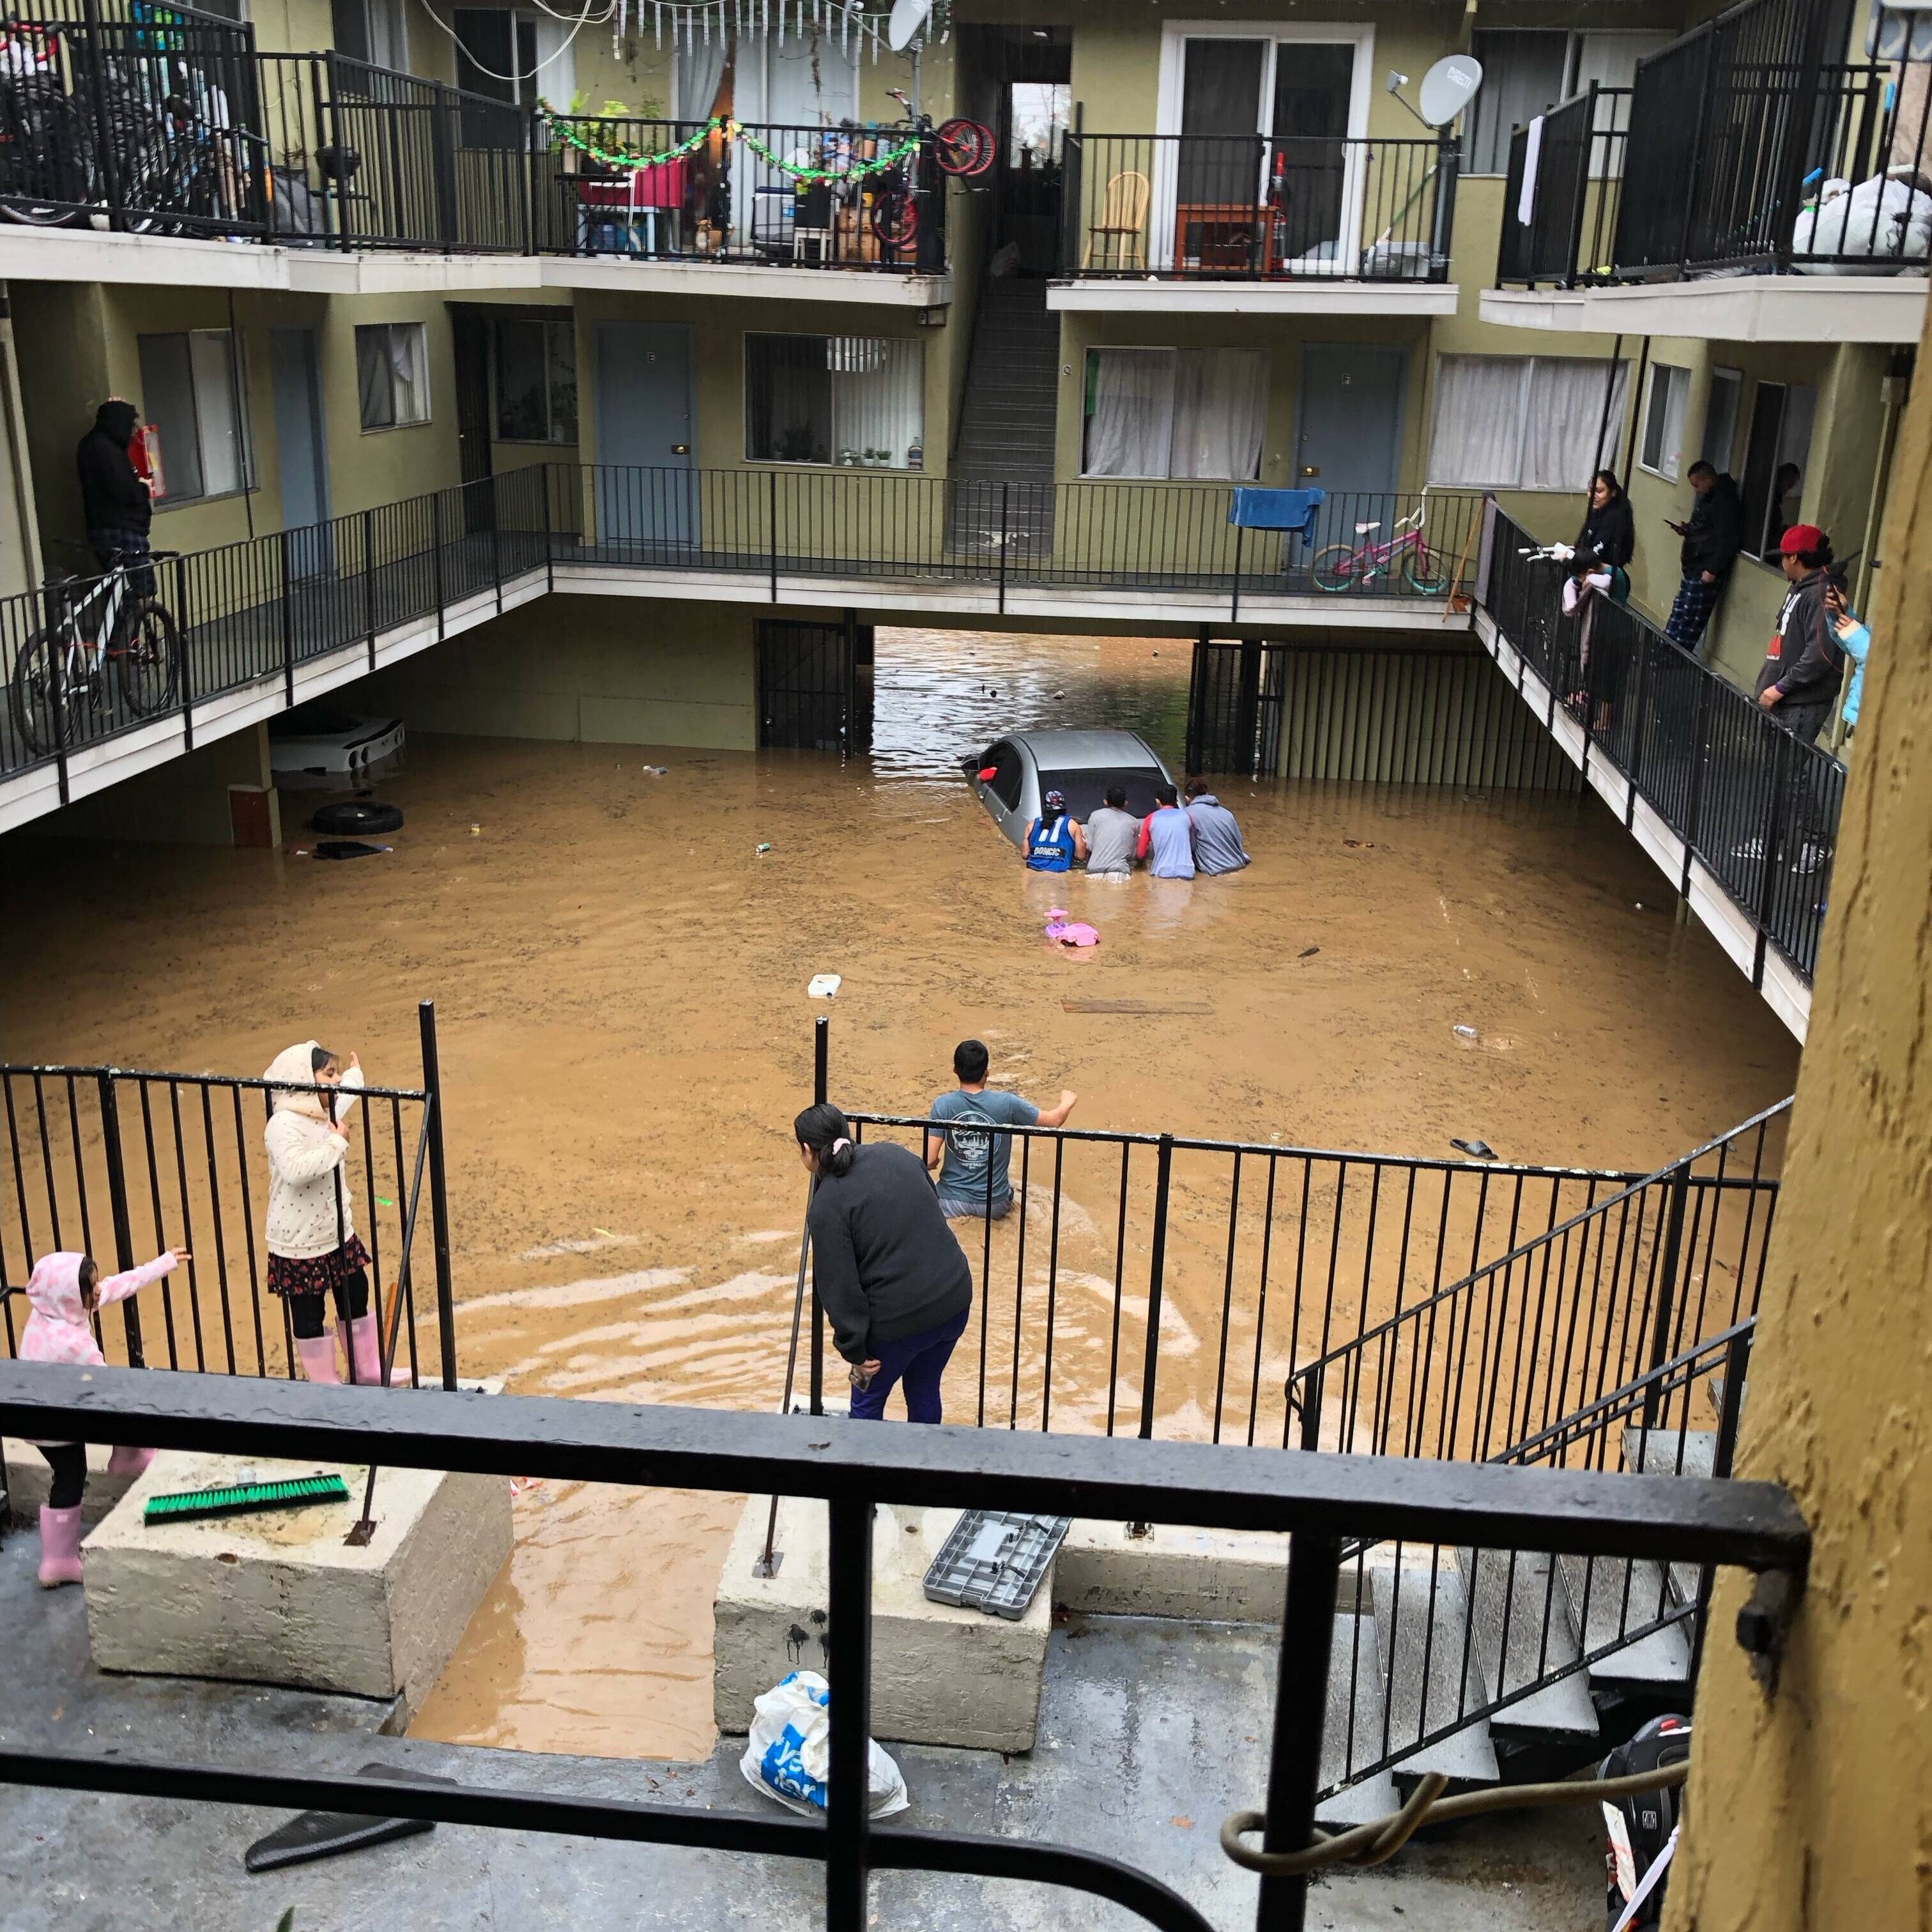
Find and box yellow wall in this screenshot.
[358,591,757,747]
[1663,287,1932,1932]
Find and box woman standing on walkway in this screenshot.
[796,1103,973,1424]
[263,1040,396,1387]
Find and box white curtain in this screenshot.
[1170,348,1267,480]
[387,325,426,425]
[1523,356,1628,488]
[675,31,728,122]
[829,337,924,466]
[1430,353,1627,488]
[765,29,856,126]
[1429,355,1526,486]
[1084,349,1176,478]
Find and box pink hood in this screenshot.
[20,1247,178,1370]
[26,1251,89,1329]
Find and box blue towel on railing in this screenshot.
[1230,487,1324,535]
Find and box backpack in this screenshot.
[1600,1714,1691,1931]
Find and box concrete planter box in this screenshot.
[84,1446,511,1716]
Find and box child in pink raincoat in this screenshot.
[19,1246,185,1588]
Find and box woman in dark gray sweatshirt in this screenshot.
[797,1103,973,1423]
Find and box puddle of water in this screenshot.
[0,624,1799,1761]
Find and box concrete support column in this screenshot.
[34,722,282,848]
[1664,296,1932,1930]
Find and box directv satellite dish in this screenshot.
[887,0,933,53]
[1418,54,1483,128]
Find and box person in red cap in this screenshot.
[1754,524,1842,749]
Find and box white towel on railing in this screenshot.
[1518,115,1544,227]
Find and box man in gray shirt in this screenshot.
[1184,778,1250,875]
[925,1039,1078,1219]
[1084,785,1141,876]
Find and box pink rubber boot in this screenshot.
[37,1504,84,1588]
[106,1445,155,1479]
[295,1333,340,1384]
[344,1315,408,1387]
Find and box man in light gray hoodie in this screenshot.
[1183,778,1250,875]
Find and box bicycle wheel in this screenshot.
[871,189,919,249]
[1402,542,1451,596]
[1309,543,1363,594]
[934,117,992,178]
[0,89,96,225]
[10,630,77,756]
[117,601,181,717]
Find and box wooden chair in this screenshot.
[1083,169,1150,271]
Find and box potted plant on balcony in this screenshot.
[864,446,890,467]
[838,447,861,466]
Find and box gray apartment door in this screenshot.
[271,328,332,578]
[595,320,696,550]
[1294,344,1406,523]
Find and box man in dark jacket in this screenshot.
[1664,463,1744,654]
[75,397,153,592]
[1745,524,1841,878]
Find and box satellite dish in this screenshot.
[887,0,933,52]
[1418,54,1483,128]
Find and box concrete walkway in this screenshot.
[0,1529,1599,1931]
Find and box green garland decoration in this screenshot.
[539,110,920,185]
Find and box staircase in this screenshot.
[1314,1421,1720,1827]
[947,276,1059,558]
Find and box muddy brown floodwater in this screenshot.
[0,624,1800,1761]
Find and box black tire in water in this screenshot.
[118,601,181,717]
[311,801,404,836]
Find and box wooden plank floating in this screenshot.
[1062,1000,1215,1015]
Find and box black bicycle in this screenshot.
[10,539,182,757]
[0,28,98,225]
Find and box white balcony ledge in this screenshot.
[1048,277,1458,318]
[1482,274,1928,344]
[0,225,949,306]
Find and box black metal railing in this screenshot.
[1480,509,1846,985]
[780,1019,1776,1456]
[1494,86,1630,288]
[532,116,946,273]
[1604,0,1932,279]
[0,1359,1809,1931]
[0,467,1482,804]
[1290,1097,1785,1469]
[1062,126,1457,280]
[0,1000,458,1388]
[1306,1319,1756,1796]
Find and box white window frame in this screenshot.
[742,332,926,470]
[1702,365,1744,472]
[1639,362,1691,482]
[1153,20,1375,274]
[355,322,431,433]
[137,326,255,508]
[491,316,577,445]
[1464,27,1673,178]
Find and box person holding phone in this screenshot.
[1664,463,1744,654]
[1824,569,1870,742]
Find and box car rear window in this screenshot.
[1038,767,1163,822]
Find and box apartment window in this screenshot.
[745,334,924,468]
[1466,29,1673,177]
[356,323,429,431]
[494,318,576,443]
[1428,353,1629,490]
[136,329,253,505]
[1702,366,1744,472]
[454,6,575,109]
[331,0,406,69]
[1081,348,1268,480]
[1740,381,1817,561]
[1639,364,1691,481]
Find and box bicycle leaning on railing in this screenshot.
[8,537,182,755]
[1309,491,1452,595]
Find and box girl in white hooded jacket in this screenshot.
[263,1039,398,1386]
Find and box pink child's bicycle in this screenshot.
[1309,494,1452,595]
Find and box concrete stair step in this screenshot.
[1370,1547,1498,1787]
[1457,1547,1598,1744]
[1618,1428,1719,1606]
[1558,1554,1695,1690]
[1315,1612,1401,1829]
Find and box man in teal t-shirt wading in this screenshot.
[925,1038,1078,1220]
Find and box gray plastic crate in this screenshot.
[923,1510,1070,1619]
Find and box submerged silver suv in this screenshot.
[963,729,1173,850]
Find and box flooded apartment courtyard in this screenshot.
[0,625,1798,1765]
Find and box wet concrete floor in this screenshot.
[0,625,1799,1763]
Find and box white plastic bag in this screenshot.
[739,1671,910,1819]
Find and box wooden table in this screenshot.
[1175,202,1278,273]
